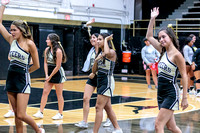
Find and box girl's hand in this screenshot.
[151,7,159,19]
[147,63,153,66]
[88,73,95,79]
[191,64,195,71]
[181,98,188,111]
[95,53,104,61]
[45,76,51,82]
[1,0,9,5]
[105,34,113,41]
[86,18,95,26]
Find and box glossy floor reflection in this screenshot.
[0,74,200,133]
[2,110,200,133]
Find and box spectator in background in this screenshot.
[180,34,197,91]
[183,37,195,94]
[189,34,197,52]
[192,48,200,96]
[141,38,160,89]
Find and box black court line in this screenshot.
[0,86,149,111]
[36,75,148,84]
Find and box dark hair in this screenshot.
[46,33,67,63]
[95,33,117,62]
[11,20,33,40]
[89,33,99,41]
[95,33,111,59]
[158,27,179,59]
[89,33,99,40]
[99,33,113,49]
[185,37,192,45]
[189,34,195,38]
[92,33,99,38]
[143,38,148,42]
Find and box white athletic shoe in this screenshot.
[4,110,14,118]
[196,92,200,97]
[188,89,195,95]
[103,118,112,127]
[148,85,152,89]
[4,118,14,125]
[74,120,88,128]
[39,128,45,133]
[112,128,123,133]
[52,113,63,120]
[33,111,43,119]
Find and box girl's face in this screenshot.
[97,35,104,48]
[192,36,196,43]
[90,34,98,46]
[188,40,194,46]
[158,31,171,47]
[46,37,52,47]
[10,24,22,39]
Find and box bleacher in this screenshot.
[175,0,200,34]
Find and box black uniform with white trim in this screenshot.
[157,52,180,110]
[5,40,31,93]
[46,49,66,83]
[97,54,115,97]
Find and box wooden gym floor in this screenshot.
[0,74,200,133]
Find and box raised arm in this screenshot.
[104,34,116,61]
[86,18,95,27]
[86,18,95,38]
[146,7,162,52]
[0,0,12,44]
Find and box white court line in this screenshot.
[28,97,97,106]
[119,90,157,95]
[28,91,156,108]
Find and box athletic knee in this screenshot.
[57,97,64,102]
[155,120,163,131]
[95,104,103,112]
[166,125,173,131]
[16,113,25,120]
[166,125,179,132]
[83,96,90,103]
[42,89,50,96]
